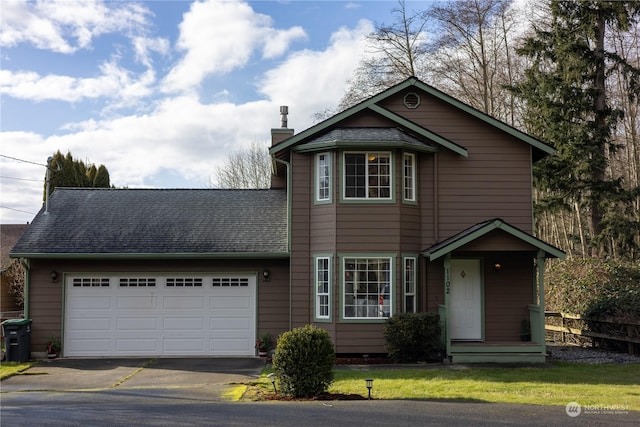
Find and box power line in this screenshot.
[0,176,42,182]
[0,154,48,167]
[0,205,37,215]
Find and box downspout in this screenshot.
[274,157,292,330]
[19,258,30,319]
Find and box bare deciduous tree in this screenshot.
[5,260,25,310]
[213,141,271,189]
[338,0,430,111]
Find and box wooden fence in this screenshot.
[545,311,640,354]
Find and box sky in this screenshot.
[0,0,410,224]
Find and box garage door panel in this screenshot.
[163,338,204,353]
[116,296,158,309]
[164,296,205,309]
[68,338,111,353]
[117,317,158,331]
[163,317,204,330]
[70,317,112,331]
[210,295,251,309]
[70,296,113,309]
[211,317,251,329]
[116,338,159,352]
[65,274,256,357]
[211,338,251,353]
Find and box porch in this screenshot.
[439,304,547,363]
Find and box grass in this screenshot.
[246,363,640,410]
[0,360,36,379]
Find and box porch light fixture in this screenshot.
[268,373,277,393]
[262,268,271,281]
[494,262,502,272]
[50,271,58,282]
[365,378,373,399]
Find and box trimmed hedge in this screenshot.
[272,325,335,398]
[384,312,442,363]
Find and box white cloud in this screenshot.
[0,0,153,54]
[259,20,373,126]
[162,0,306,93]
[0,1,377,224]
[0,59,154,103]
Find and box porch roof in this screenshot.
[423,218,566,261]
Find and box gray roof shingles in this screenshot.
[11,188,288,256]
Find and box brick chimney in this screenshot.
[270,106,294,189]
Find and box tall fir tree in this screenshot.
[44,151,112,201]
[512,0,640,258]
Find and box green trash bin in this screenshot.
[2,319,32,362]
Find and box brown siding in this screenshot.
[27,258,290,355]
[482,254,534,341]
[425,260,445,312]
[290,152,312,328]
[380,90,534,237]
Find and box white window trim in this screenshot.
[403,153,416,202]
[342,151,393,200]
[315,152,332,203]
[342,256,394,320]
[403,256,417,313]
[315,256,331,320]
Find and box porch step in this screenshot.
[451,352,547,363]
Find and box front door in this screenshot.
[450,259,482,340]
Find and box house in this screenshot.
[1,224,28,318]
[11,77,564,362]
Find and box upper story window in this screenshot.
[344,152,391,199]
[403,153,416,202]
[316,153,331,202]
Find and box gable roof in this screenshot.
[1,224,28,270]
[11,188,288,259]
[423,218,566,260]
[270,77,554,160]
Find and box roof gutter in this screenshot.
[9,252,291,260]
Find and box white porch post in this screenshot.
[537,250,546,348]
[444,253,451,357]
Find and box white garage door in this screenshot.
[64,274,256,357]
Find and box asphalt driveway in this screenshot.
[1,357,265,400]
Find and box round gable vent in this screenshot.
[403,92,421,109]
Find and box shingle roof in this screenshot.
[311,128,431,146]
[11,188,288,257]
[1,224,29,269]
[423,218,565,260]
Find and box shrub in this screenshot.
[546,258,640,319]
[272,324,335,398]
[384,312,442,363]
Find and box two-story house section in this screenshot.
[270,77,564,362]
[12,77,563,362]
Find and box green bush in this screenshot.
[546,258,640,319]
[384,312,442,363]
[272,324,335,398]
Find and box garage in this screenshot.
[64,274,256,357]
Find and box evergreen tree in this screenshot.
[44,150,112,201]
[512,0,640,258]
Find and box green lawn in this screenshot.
[249,363,640,410]
[0,361,36,379]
